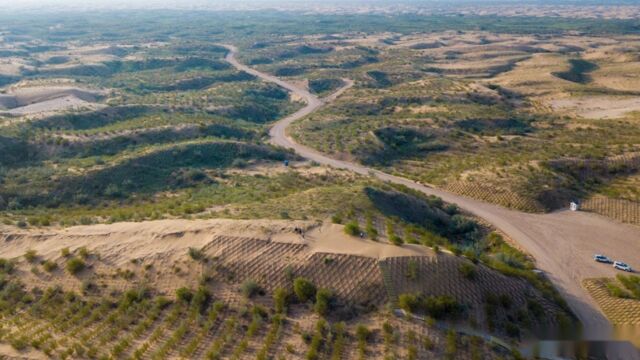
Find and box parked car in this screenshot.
[593,254,612,263]
[613,261,633,272]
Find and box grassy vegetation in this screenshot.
[605,275,640,300]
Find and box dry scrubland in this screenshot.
[278,31,640,224]
[0,10,638,358]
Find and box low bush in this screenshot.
[398,293,420,313]
[389,234,404,246]
[78,246,90,259]
[459,262,477,280]
[314,288,333,315]
[241,280,263,298]
[330,322,347,360]
[306,319,327,360]
[398,293,461,318]
[445,330,457,360]
[42,260,58,272]
[24,249,38,263]
[274,287,289,314]
[175,287,193,303]
[188,247,206,261]
[424,295,462,319]
[61,247,70,257]
[344,221,361,236]
[331,213,343,224]
[66,257,86,275]
[293,277,316,302]
[356,324,370,359]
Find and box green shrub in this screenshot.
[192,286,211,313]
[331,214,343,224]
[344,221,361,236]
[24,249,38,263]
[0,258,15,274]
[365,224,378,240]
[389,234,404,246]
[78,246,90,259]
[314,288,333,315]
[241,280,262,298]
[398,293,420,313]
[10,336,28,351]
[330,322,347,360]
[306,319,327,360]
[356,324,370,359]
[448,244,462,256]
[176,287,193,303]
[356,324,370,342]
[459,263,477,280]
[66,257,86,275]
[61,247,70,257]
[274,288,289,314]
[42,260,58,272]
[294,277,317,303]
[445,330,457,359]
[188,247,206,261]
[423,295,461,319]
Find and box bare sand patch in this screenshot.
[8,86,104,105]
[550,96,640,119]
[303,222,432,259]
[0,85,106,115]
[3,95,103,115]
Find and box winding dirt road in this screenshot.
[223,45,640,356]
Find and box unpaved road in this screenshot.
[223,45,640,356]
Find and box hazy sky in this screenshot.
[0,0,635,11]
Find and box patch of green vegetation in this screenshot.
[613,274,640,299]
[293,277,317,303]
[1,140,290,210]
[309,78,344,95]
[398,294,462,319]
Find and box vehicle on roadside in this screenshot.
[593,254,612,263]
[613,261,633,272]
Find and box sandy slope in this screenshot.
[223,44,640,356]
[551,96,640,119]
[0,219,426,264]
[0,86,105,115]
[303,222,432,259]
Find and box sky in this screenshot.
[0,0,636,11]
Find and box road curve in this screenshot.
[222,44,640,356]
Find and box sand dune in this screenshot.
[550,96,640,119]
[0,218,426,266]
[0,85,106,115]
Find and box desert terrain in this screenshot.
[0,5,639,359]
